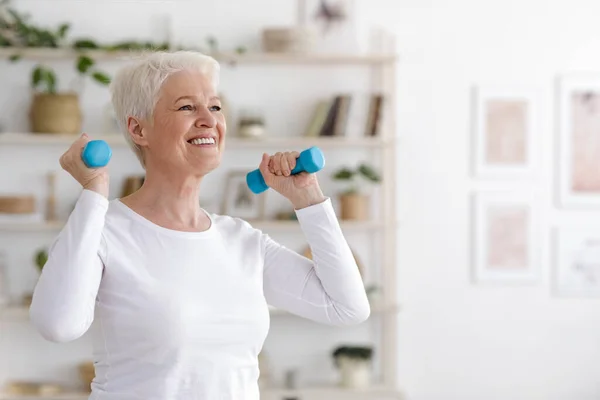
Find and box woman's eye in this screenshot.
[178,105,193,111]
[210,105,222,112]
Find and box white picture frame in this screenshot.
[553,226,600,298]
[221,170,265,221]
[557,73,600,208]
[298,0,360,54]
[471,191,539,283]
[471,85,540,179]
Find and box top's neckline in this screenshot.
[113,199,216,239]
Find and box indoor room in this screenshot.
[0,1,598,400]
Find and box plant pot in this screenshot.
[336,356,372,389]
[340,193,369,220]
[261,27,315,53]
[30,92,82,134]
[237,108,265,138]
[238,122,265,138]
[78,361,94,392]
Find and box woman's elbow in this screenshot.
[333,301,371,326]
[356,302,371,323]
[29,307,88,343]
[350,301,371,324]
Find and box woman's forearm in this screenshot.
[263,197,370,325]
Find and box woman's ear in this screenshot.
[127,116,148,147]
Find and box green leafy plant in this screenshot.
[1,0,248,74]
[34,248,48,272]
[0,0,69,48]
[1,1,113,93]
[332,163,381,195]
[30,55,110,94]
[71,38,168,52]
[332,345,373,367]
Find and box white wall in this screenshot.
[357,1,600,399]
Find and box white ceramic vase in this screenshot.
[238,123,265,138]
[337,356,371,389]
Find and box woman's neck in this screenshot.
[120,167,210,232]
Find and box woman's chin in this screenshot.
[189,158,221,175]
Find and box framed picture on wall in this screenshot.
[471,191,539,283]
[221,170,265,221]
[557,73,600,208]
[297,0,360,54]
[471,85,540,179]
[553,227,600,297]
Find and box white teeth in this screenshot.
[190,137,216,145]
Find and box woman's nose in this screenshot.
[195,108,217,128]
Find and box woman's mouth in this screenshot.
[188,137,216,146]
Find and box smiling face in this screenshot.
[128,69,226,176]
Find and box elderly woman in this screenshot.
[29,51,370,400]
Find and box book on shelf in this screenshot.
[365,93,384,137]
[304,92,385,138]
[319,94,351,137]
[304,100,330,138]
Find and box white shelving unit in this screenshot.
[0,39,401,400]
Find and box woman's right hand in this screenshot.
[59,133,109,198]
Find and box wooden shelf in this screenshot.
[0,132,387,149]
[0,220,389,233]
[268,302,401,316]
[0,48,397,65]
[1,302,400,320]
[252,219,387,231]
[0,393,89,400]
[0,221,64,232]
[0,306,29,318]
[262,386,404,400]
[0,386,404,400]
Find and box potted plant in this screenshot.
[18,248,48,306]
[332,345,373,389]
[28,55,110,134]
[237,109,266,138]
[332,163,381,220]
[1,0,111,134]
[34,248,48,272]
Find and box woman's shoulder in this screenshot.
[208,212,263,236]
[101,199,134,233]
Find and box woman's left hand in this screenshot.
[258,151,326,209]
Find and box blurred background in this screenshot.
[1,1,600,400]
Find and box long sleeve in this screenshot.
[29,189,108,343]
[262,197,370,325]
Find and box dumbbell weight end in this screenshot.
[82,140,112,168]
[246,146,325,194]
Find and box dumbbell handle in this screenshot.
[246,146,325,194]
[82,140,112,168]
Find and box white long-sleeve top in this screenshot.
[29,189,370,400]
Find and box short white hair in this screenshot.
[109,50,220,168]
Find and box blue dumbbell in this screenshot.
[246,146,325,194]
[82,140,112,168]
